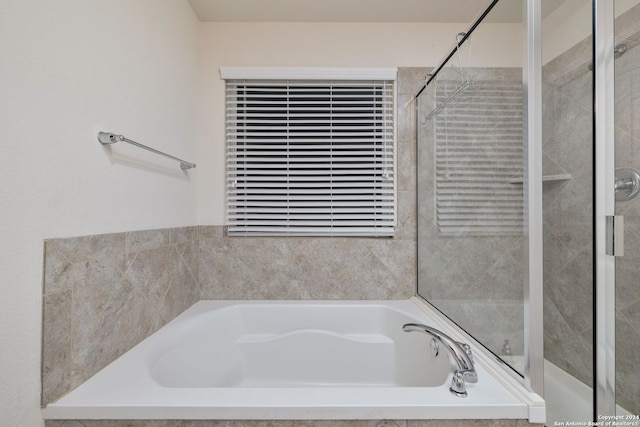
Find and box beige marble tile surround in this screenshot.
[42,227,203,406]
[41,222,418,406]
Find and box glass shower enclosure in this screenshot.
[415,0,640,422]
[416,0,528,378]
[599,0,640,418]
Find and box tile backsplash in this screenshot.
[42,227,202,406]
[42,223,417,406]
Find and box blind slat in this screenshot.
[435,78,523,237]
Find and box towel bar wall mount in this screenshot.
[97,132,196,170]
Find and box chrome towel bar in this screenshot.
[97,132,196,170]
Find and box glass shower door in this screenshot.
[595,0,640,418]
[541,0,595,422]
[613,0,640,417]
[415,0,526,378]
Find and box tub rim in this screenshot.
[43,297,545,423]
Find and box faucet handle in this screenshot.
[450,371,468,397]
[459,369,478,383]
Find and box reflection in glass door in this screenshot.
[541,0,595,423]
[613,0,640,417]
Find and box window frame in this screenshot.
[221,67,397,237]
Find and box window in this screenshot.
[223,68,396,237]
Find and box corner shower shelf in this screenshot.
[508,174,572,185]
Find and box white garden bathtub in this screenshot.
[44,298,544,421]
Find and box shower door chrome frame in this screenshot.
[523,0,544,397]
[593,0,617,417]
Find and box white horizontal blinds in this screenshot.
[226,79,395,236]
[435,78,523,236]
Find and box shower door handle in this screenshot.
[606,215,624,257]
[615,168,640,201]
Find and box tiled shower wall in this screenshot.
[41,69,418,408]
[542,3,640,414]
[415,67,526,360]
[42,227,203,406]
[541,30,595,395]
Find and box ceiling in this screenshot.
[187,0,565,23]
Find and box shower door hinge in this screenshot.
[606,215,624,257]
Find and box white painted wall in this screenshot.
[0,1,199,425]
[196,22,523,224]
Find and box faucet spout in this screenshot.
[403,322,478,397]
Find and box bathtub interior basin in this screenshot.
[152,302,451,389]
[43,298,543,421]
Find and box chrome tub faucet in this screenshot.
[403,323,478,397]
